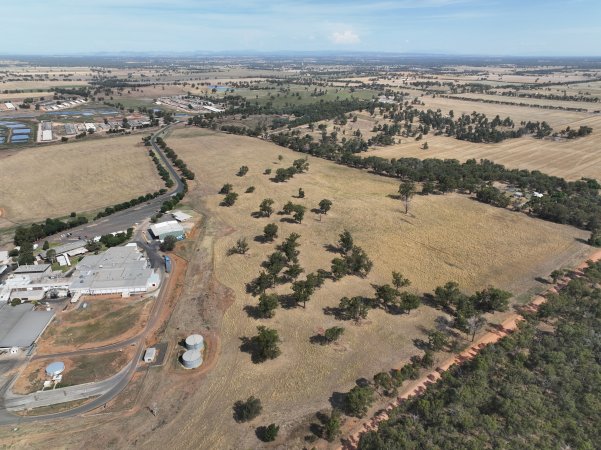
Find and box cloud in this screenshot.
[330,30,360,44]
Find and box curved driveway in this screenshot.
[0,125,185,425]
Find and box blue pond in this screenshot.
[45,109,118,116]
[12,128,31,134]
[10,135,29,142]
[209,85,230,92]
[0,138,5,144]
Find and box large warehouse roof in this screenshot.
[0,303,54,348]
[70,246,157,293]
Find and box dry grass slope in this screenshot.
[136,128,589,449]
[0,135,164,227]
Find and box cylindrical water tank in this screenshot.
[181,349,202,369]
[185,334,204,350]
[45,361,65,377]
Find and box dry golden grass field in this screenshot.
[117,127,588,449]
[0,135,163,228]
[368,130,601,181]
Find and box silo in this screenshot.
[185,334,204,351]
[181,349,203,369]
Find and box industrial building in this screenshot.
[13,264,51,278]
[0,266,71,303]
[39,240,87,261]
[0,302,54,349]
[69,246,160,296]
[149,221,185,242]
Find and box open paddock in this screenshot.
[137,128,591,448]
[0,134,164,227]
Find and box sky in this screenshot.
[2,0,601,56]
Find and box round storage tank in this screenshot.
[181,349,202,369]
[185,334,204,350]
[45,361,65,377]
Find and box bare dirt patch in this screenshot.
[35,297,152,354]
[13,349,133,395]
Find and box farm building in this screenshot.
[149,221,185,242]
[0,302,55,349]
[69,246,160,296]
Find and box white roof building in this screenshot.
[69,246,160,296]
[149,221,185,242]
[172,211,192,222]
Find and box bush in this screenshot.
[233,396,262,422]
[222,192,238,206]
[344,386,375,418]
[256,423,279,442]
[160,235,177,252]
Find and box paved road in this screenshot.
[0,125,185,425]
[0,255,175,425]
[45,123,185,244]
[3,363,133,411]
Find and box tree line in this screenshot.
[358,262,601,449]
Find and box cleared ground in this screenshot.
[13,350,132,395]
[0,134,164,228]
[36,297,151,354]
[116,128,587,449]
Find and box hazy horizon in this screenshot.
[3,0,601,57]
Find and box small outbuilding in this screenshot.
[144,347,157,363]
[172,211,192,222]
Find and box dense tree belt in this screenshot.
[358,262,601,450]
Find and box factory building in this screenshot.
[69,246,160,297]
[149,221,185,242]
[0,302,55,349]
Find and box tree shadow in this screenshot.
[308,411,331,439]
[239,336,262,364]
[243,304,263,319]
[534,276,550,284]
[575,237,589,245]
[329,391,346,410]
[413,338,429,350]
[323,243,341,254]
[254,235,276,244]
[309,333,328,345]
[323,306,345,320]
[278,293,298,309]
[279,217,298,224]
